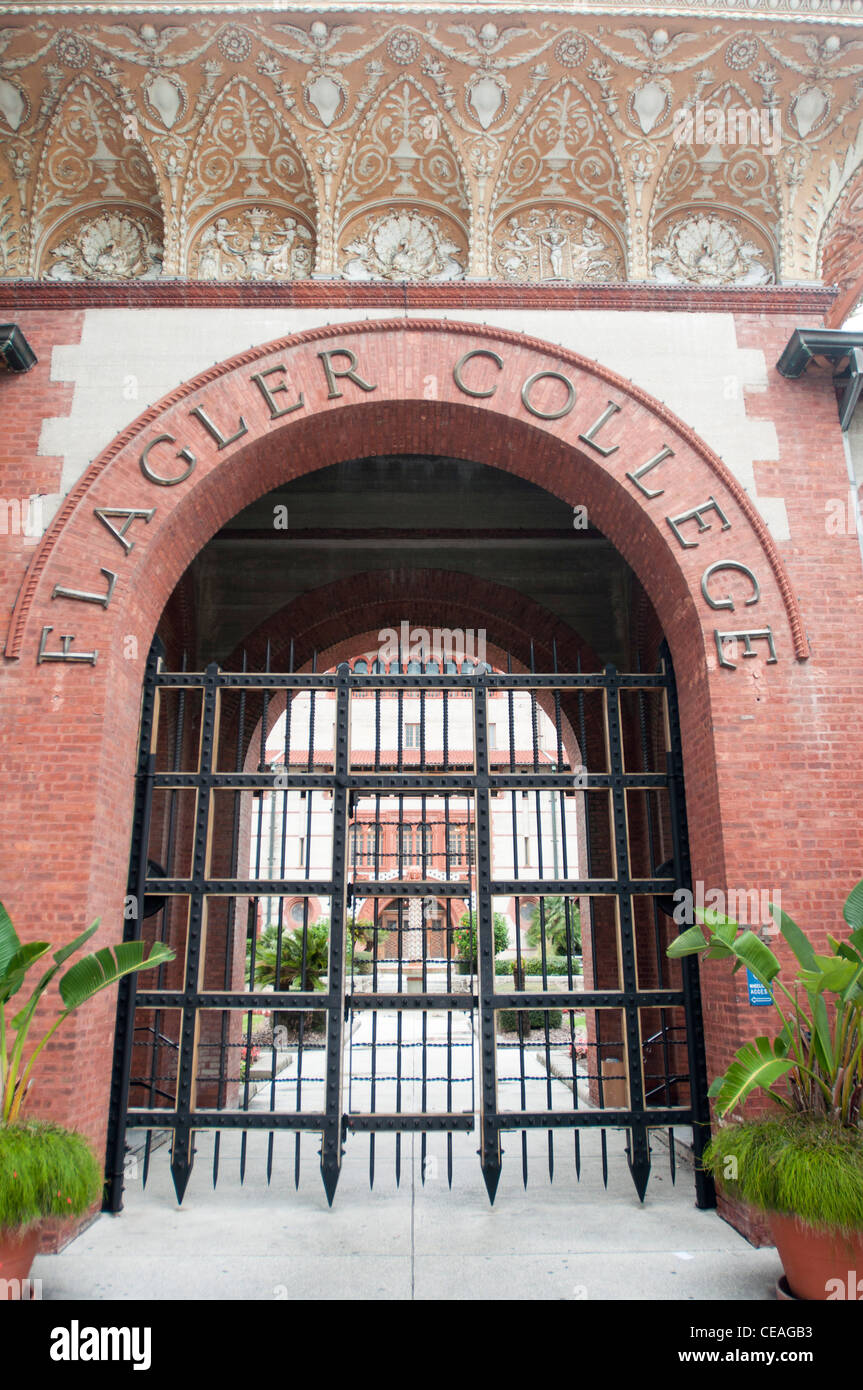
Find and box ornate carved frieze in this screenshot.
[28,76,162,274]
[340,207,466,280]
[651,211,775,284]
[45,207,163,278]
[819,164,863,324]
[0,10,860,307]
[492,204,624,281]
[190,204,313,280]
[182,76,314,272]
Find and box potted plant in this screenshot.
[0,901,174,1295]
[452,912,509,974]
[667,878,863,1300]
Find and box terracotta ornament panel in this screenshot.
[0,9,860,307]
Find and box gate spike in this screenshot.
[321,1155,341,1207]
[481,1158,502,1205]
[626,1129,652,1203]
[319,1150,340,1206]
[170,1130,194,1204]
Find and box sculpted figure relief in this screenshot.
[493,207,623,281]
[193,208,313,280]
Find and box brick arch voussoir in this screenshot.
[222,569,601,674]
[210,571,600,778]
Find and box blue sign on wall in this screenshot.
[746,970,773,1006]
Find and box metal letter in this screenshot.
[52,567,117,609]
[714,627,778,669]
[520,370,576,421]
[190,405,249,450]
[317,349,377,400]
[626,445,674,499]
[93,507,155,555]
[37,626,97,665]
[453,349,503,398]
[140,435,196,487]
[250,365,305,419]
[667,497,732,549]
[578,400,622,456]
[701,561,760,612]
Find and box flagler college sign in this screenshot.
[18,322,805,673]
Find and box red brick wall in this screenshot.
[0,311,83,626]
[1,312,860,1249]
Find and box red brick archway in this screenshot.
[217,571,600,780]
[0,318,823,1206]
[220,569,604,676]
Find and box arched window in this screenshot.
[350,823,380,867]
[353,659,368,674]
[398,824,414,864]
[447,824,475,865]
[418,823,433,862]
[398,823,432,865]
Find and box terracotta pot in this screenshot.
[770,1212,863,1301]
[0,1226,41,1297]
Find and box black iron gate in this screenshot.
[105,643,714,1211]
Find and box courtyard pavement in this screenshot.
[33,1007,781,1301]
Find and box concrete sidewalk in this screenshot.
[33,1008,782,1300]
[33,1128,780,1301]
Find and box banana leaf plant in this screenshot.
[667,879,863,1127]
[0,901,175,1125]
